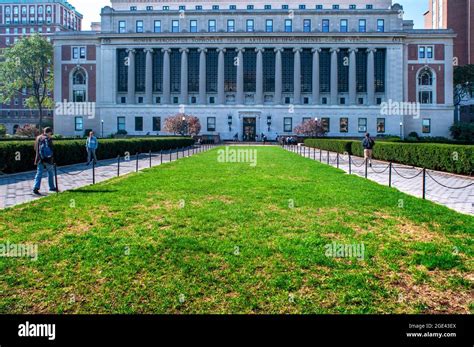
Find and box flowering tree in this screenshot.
[294,119,326,137]
[15,124,40,138]
[164,113,201,136]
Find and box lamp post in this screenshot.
[181,116,187,136]
[228,114,232,132]
[399,121,403,140]
[267,116,272,132]
[101,120,104,138]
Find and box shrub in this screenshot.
[0,137,195,174]
[0,124,6,137]
[450,123,474,142]
[304,138,474,175]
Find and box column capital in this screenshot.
[274,47,284,53]
[293,48,303,53]
[348,48,358,53]
[217,48,226,53]
[366,48,377,54]
[330,48,340,53]
[311,47,322,53]
[255,47,265,53]
[198,48,208,53]
[126,48,136,54]
[179,48,189,53]
[144,48,154,54]
[161,48,171,53]
[235,48,245,53]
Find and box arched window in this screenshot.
[418,68,433,86]
[73,69,86,85]
[417,67,435,104]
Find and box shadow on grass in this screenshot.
[72,189,119,194]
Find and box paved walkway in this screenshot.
[285,145,474,215]
[0,145,215,209]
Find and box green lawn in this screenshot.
[0,146,472,314]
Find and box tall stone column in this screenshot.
[126,49,136,104]
[274,48,283,105]
[367,48,376,105]
[198,48,207,105]
[236,48,245,104]
[145,48,153,105]
[330,48,339,105]
[162,48,171,104]
[312,48,320,104]
[293,48,302,105]
[255,48,264,105]
[217,48,226,105]
[180,48,189,105]
[349,48,357,105]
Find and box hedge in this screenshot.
[304,139,474,175]
[0,137,195,174]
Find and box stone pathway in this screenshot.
[285,145,474,216]
[0,145,215,209]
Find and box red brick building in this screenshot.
[0,0,82,134]
[424,0,474,66]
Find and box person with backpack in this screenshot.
[362,133,375,167]
[33,127,57,195]
[86,131,99,165]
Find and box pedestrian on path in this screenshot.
[86,131,99,165]
[33,127,57,195]
[362,133,375,167]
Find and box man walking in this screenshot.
[33,127,57,195]
[86,131,99,165]
[362,133,375,167]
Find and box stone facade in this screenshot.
[53,1,456,140]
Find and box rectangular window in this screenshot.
[152,117,161,131]
[302,117,311,123]
[285,19,292,32]
[303,19,311,32]
[322,19,330,32]
[419,46,425,59]
[340,19,348,32]
[266,19,273,32]
[422,119,431,133]
[321,118,330,132]
[135,117,143,131]
[190,20,198,32]
[154,20,161,32]
[172,20,179,33]
[227,19,235,32]
[208,19,216,32]
[118,21,126,33]
[74,117,83,131]
[426,46,433,59]
[72,47,79,59]
[419,91,433,104]
[377,118,385,133]
[73,90,86,102]
[377,19,385,32]
[136,20,143,33]
[284,117,293,132]
[340,118,348,133]
[358,118,367,133]
[207,117,216,131]
[246,19,254,32]
[117,117,126,131]
[359,19,366,32]
[80,47,86,59]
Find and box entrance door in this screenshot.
[243,118,256,142]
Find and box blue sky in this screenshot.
[72,0,428,30]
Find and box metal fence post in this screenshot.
[337,153,339,169]
[327,150,329,165]
[349,155,352,174]
[54,164,59,193]
[149,150,152,168]
[92,160,96,184]
[136,153,139,172]
[389,162,392,187]
[319,148,322,162]
[160,150,163,165]
[365,159,368,179]
[117,155,120,177]
[169,149,172,162]
[422,168,426,199]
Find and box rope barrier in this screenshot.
[392,165,423,180]
[369,164,391,174]
[426,171,474,190]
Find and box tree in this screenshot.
[0,124,6,137]
[294,119,326,137]
[453,65,474,123]
[164,113,201,136]
[0,35,54,132]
